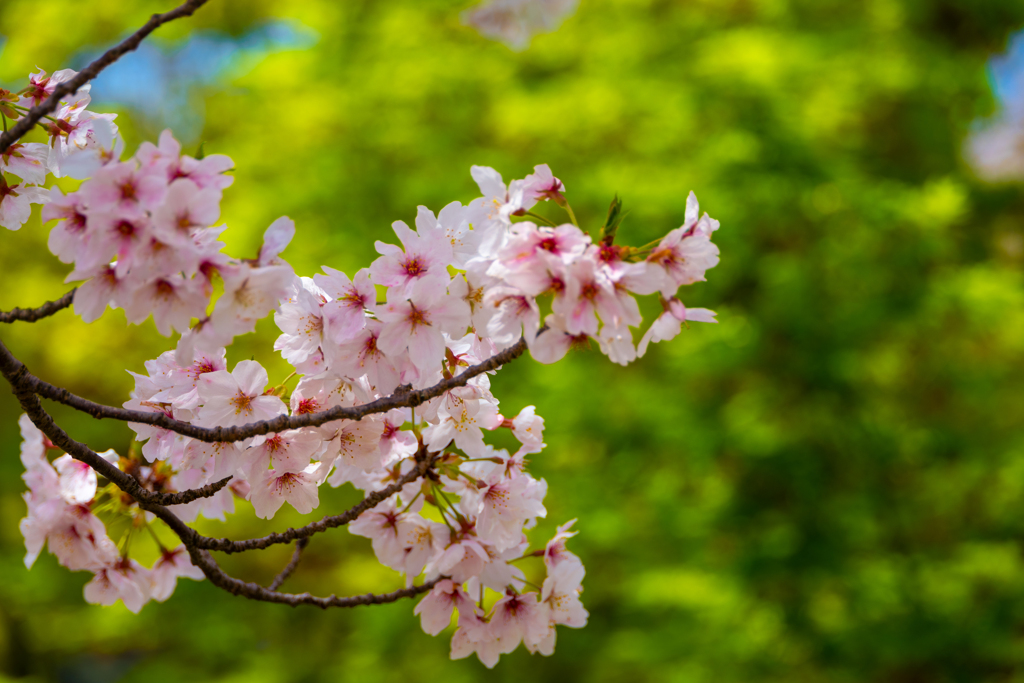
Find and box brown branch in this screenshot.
[18,335,530,443]
[188,544,438,608]
[5,374,230,506]
[3,342,437,609]
[193,450,440,554]
[0,289,76,324]
[0,0,211,155]
[268,538,308,590]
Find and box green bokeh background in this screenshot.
[3,0,1024,680]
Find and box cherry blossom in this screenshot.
[196,360,287,429]
[249,464,321,519]
[150,546,205,601]
[315,267,374,343]
[637,298,718,357]
[413,579,478,635]
[0,176,47,231]
[370,217,454,295]
[376,276,471,371]
[9,71,727,661]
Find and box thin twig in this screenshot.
[4,378,229,506]
[193,450,441,554]
[0,289,76,324]
[4,352,438,608]
[0,0,211,155]
[188,543,438,609]
[9,335,530,443]
[268,538,308,591]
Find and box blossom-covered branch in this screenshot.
[8,356,442,609]
[0,289,75,323]
[9,332,530,442]
[5,34,720,662]
[190,449,440,554]
[0,0,210,155]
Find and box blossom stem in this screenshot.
[522,211,557,227]
[434,486,465,523]
[563,202,579,228]
[432,492,456,534]
[400,490,422,513]
[143,518,168,552]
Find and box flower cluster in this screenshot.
[12,63,722,668]
[18,415,203,613]
[1,68,118,230]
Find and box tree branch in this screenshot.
[0,0,211,155]
[268,538,308,591]
[193,450,440,554]
[0,289,76,324]
[13,335,530,443]
[3,338,437,608]
[187,544,438,609]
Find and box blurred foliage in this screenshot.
[3,0,1024,681]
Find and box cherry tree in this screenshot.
[0,0,721,669]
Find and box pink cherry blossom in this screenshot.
[637,298,717,357]
[84,559,151,613]
[541,560,588,627]
[462,469,547,551]
[43,188,89,263]
[413,579,478,635]
[52,455,97,504]
[80,159,164,214]
[483,285,541,348]
[209,263,294,339]
[376,276,471,371]
[327,320,404,394]
[543,519,581,570]
[521,164,565,204]
[450,615,502,668]
[321,416,384,477]
[0,176,47,231]
[527,314,590,364]
[490,590,549,654]
[20,68,82,108]
[258,216,295,266]
[596,322,637,366]
[243,428,323,481]
[370,217,454,295]
[249,464,321,519]
[423,395,502,457]
[274,278,328,365]
[552,254,625,336]
[124,275,208,336]
[511,405,545,454]
[137,129,234,190]
[150,546,205,601]
[71,265,134,322]
[645,192,721,296]
[399,515,450,580]
[151,178,221,247]
[349,501,414,572]
[315,267,375,343]
[1,142,49,185]
[196,360,287,429]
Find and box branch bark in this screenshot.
[0,289,76,324]
[268,538,308,591]
[193,450,440,553]
[4,346,439,608]
[7,335,529,443]
[0,0,211,155]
